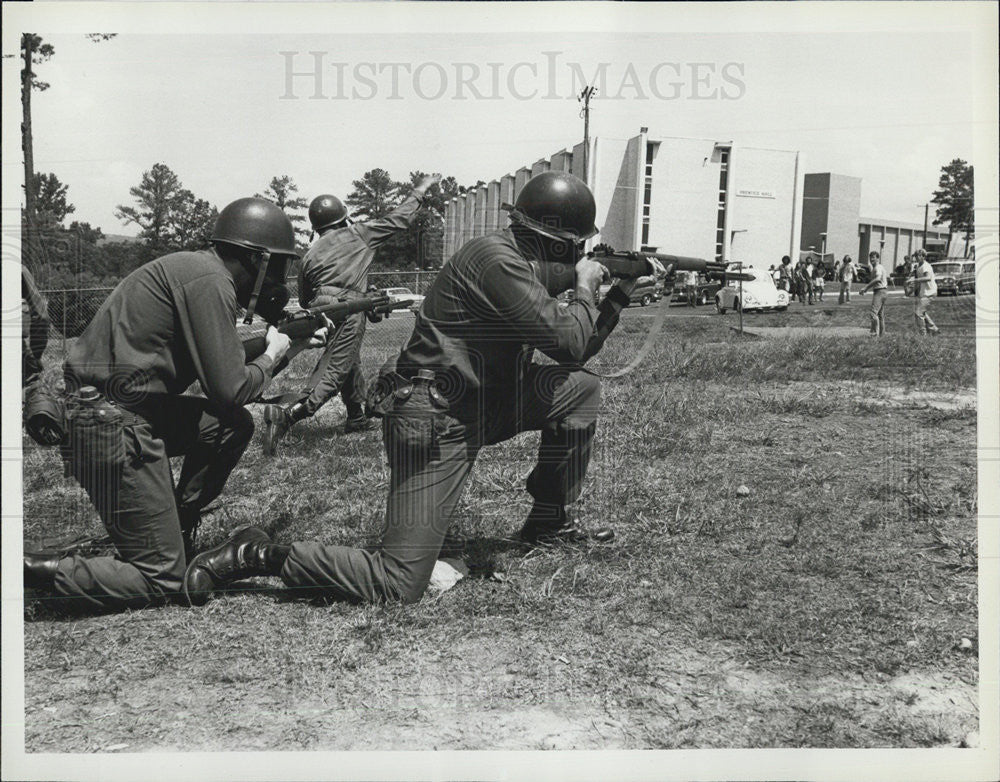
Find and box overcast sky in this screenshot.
[20,28,982,234]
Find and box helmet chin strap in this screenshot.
[243,250,272,324]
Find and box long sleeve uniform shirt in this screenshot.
[298,193,424,304]
[391,229,629,419]
[65,249,274,415]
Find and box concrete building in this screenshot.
[801,173,862,261]
[801,172,949,267]
[858,218,949,268]
[443,129,805,266]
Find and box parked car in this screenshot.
[715,264,789,313]
[383,286,425,311]
[670,279,723,306]
[596,275,663,306]
[931,260,976,295]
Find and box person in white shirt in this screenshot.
[838,255,855,304]
[910,248,939,335]
[860,251,888,336]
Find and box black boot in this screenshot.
[518,503,615,546]
[182,526,290,607]
[262,401,309,456]
[24,551,61,591]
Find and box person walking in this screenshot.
[860,251,889,336]
[911,248,940,335]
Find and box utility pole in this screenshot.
[22,34,35,223]
[919,202,929,249]
[578,86,596,185]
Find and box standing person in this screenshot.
[262,173,442,455]
[860,250,889,336]
[184,171,660,607]
[22,199,328,612]
[812,261,826,302]
[795,257,813,304]
[831,256,843,284]
[838,255,856,304]
[911,248,940,335]
[685,268,699,307]
[778,256,792,293]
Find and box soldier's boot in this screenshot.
[518,503,615,547]
[262,401,309,456]
[343,403,374,433]
[24,551,61,591]
[343,415,374,434]
[182,526,290,607]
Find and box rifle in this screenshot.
[589,243,727,280]
[240,293,412,361]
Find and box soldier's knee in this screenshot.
[229,406,255,447]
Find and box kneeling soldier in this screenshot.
[24,199,326,612]
[185,172,650,606]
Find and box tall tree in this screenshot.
[115,163,187,246]
[21,34,55,223]
[29,172,75,227]
[931,158,974,256]
[346,168,401,220]
[115,163,216,250]
[255,175,309,241]
[168,192,218,250]
[20,34,115,226]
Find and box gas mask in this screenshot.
[240,252,292,324]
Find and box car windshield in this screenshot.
[962,264,975,273]
[932,263,962,274]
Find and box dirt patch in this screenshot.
[774,381,976,411]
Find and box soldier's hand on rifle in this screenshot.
[288,316,331,359]
[646,256,668,278]
[575,257,609,302]
[264,325,292,364]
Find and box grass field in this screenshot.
[21,292,980,750]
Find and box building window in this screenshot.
[714,145,731,263]
[641,141,658,250]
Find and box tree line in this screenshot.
[22,162,477,292]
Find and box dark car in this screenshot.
[595,276,663,307]
[931,260,975,295]
[669,279,723,306]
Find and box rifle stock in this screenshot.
[240,294,410,361]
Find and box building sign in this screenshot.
[736,189,775,199]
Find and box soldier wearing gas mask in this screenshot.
[23,198,327,612]
[184,172,656,607]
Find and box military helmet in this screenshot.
[211,197,299,258]
[308,194,350,232]
[502,171,598,243]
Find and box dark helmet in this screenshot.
[308,194,350,232]
[211,197,299,258]
[502,171,598,243]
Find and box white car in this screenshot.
[383,287,425,312]
[715,264,789,313]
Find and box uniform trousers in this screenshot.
[302,293,368,420]
[281,365,601,604]
[53,396,253,611]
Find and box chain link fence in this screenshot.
[37,269,438,364]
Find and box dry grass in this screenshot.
[21,294,980,750]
